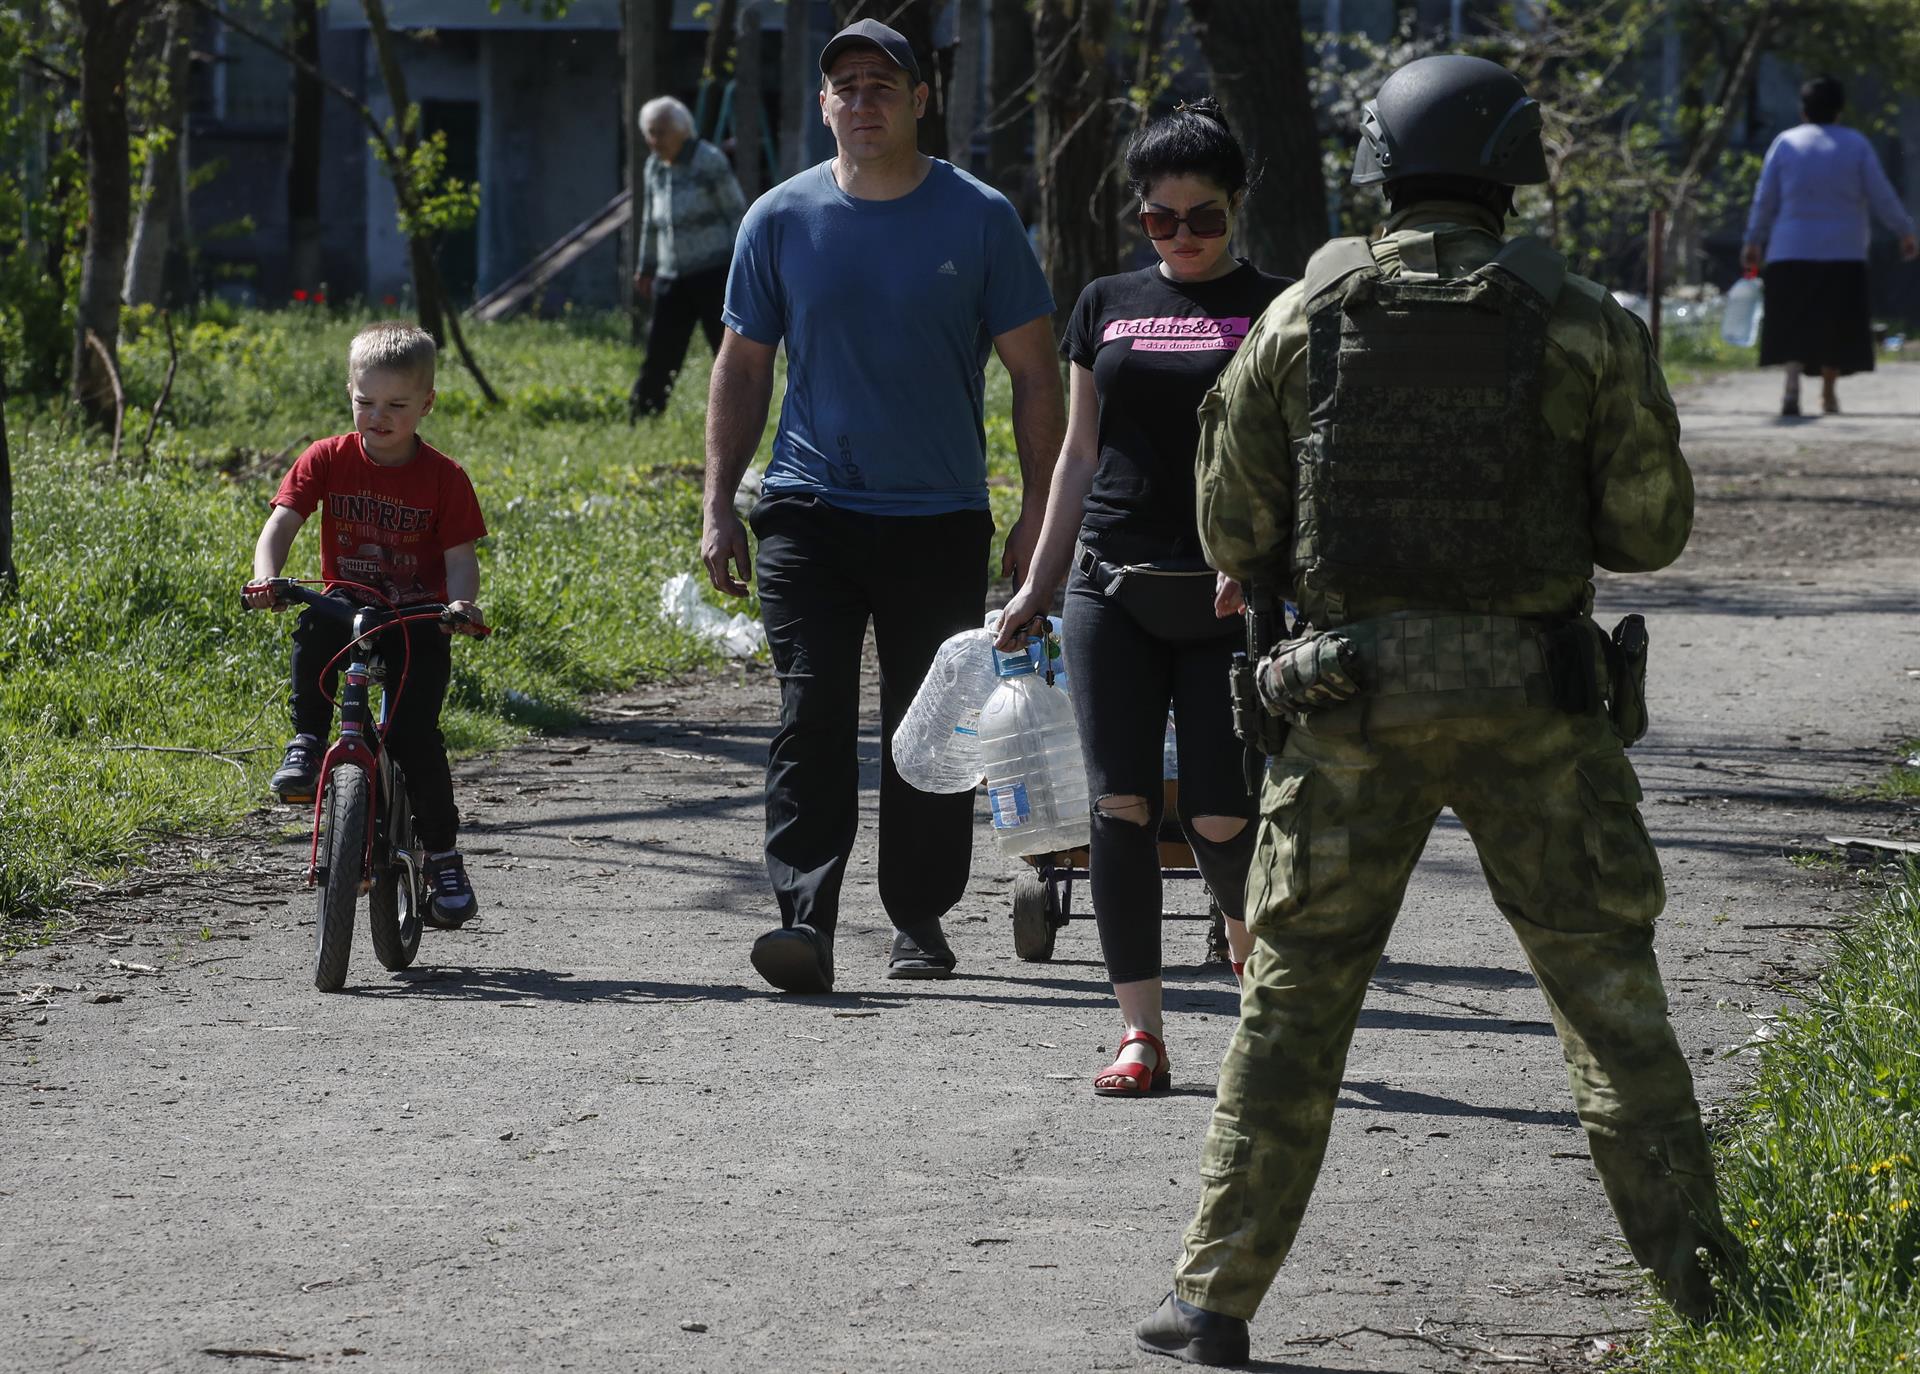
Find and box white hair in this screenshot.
[639,96,694,135]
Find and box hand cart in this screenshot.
[1008,781,1230,965]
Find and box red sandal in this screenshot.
[1093,1028,1171,1097]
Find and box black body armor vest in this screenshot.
[1292,235,1594,622]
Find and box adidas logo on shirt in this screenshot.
[937,260,958,276]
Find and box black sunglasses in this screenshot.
[1139,206,1230,240]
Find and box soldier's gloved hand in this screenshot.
[1257,635,1364,715]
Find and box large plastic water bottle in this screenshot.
[978,642,1090,858]
[891,629,1001,794]
[983,611,1068,691]
[1162,712,1179,781]
[1721,270,1763,347]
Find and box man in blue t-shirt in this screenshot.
[701,18,1064,995]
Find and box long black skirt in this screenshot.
[1759,258,1875,375]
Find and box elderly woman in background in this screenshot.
[1742,75,1919,417]
[629,96,748,422]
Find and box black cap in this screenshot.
[819,19,921,86]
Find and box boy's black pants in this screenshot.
[749,493,991,936]
[290,598,459,852]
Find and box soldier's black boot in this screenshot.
[1135,1293,1249,1366]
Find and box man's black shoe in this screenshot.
[1135,1293,1250,1367]
[886,918,956,979]
[270,734,322,804]
[751,924,834,994]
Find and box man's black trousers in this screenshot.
[290,598,459,852]
[632,265,727,418]
[749,493,992,936]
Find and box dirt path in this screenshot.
[5,366,1918,1373]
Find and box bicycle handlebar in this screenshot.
[242,578,493,637]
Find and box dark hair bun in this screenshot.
[1125,94,1249,201]
[1178,97,1231,132]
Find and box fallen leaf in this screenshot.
[679,1320,708,1333]
[89,992,124,1005]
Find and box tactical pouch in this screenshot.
[1605,614,1650,746]
[1078,546,1231,644]
[1542,618,1602,715]
[1258,635,1364,716]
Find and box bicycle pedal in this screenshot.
[276,791,316,805]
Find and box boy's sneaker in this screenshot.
[423,851,478,929]
[270,735,322,804]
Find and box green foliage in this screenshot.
[0,9,86,392]
[1635,868,1920,1372]
[377,116,481,240]
[0,308,724,926]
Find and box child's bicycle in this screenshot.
[244,577,490,992]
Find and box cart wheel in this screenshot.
[1012,871,1057,962]
[1205,891,1231,966]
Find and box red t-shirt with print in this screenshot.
[272,433,487,606]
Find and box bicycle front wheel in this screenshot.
[369,779,422,972]
[314,764,369,992]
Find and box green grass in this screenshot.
[1635,868,1920,1373]
[1661,327,1759,390]
[1872,742,1920,802]
[0,302,1026,932]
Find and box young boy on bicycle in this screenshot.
[242,321,489,928]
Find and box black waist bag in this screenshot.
[1078,546,1235,643]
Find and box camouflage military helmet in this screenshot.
[1351,54,1548,187]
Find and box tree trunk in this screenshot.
[362,0,446,344]
[126,2,192,307]
[71,0,153,425]
[735,5,765,198]
[1661,5,1776,285]
[986,0,1035,215]
[622,0,662,339]
[1187,0,1324,277]
[286,0,325,295]
[698,0,740,140]
[1033,0,1115,334]
[946,0,981,169]
[779,0,814,178]
[1129,0,1169,129]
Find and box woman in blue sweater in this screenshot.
[1741,75,1919,417]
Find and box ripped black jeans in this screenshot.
[1061,539,1256,984]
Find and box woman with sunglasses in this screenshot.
[995,100,1291,1097]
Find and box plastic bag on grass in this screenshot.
[659,572,766,658]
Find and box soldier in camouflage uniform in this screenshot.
[1135,56,1738,1366]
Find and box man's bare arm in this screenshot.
[991,314,1067,585]
[702,329,778,597]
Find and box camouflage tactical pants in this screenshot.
[1173,709,1734,1320]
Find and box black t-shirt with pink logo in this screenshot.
[1061,260,1290,551]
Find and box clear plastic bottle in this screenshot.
[1721,270,1764,348]
[1162,711,1179,781]
[983,611,1068,691]
[891,629,1001,794]
[978,643,1090,858]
